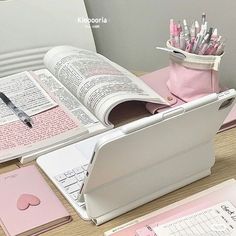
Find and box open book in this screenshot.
[0,46,168,163]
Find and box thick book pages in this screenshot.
[44,46,168,125]
[33,69,108,134]
[0,165,71,236]
[104,179,236,236]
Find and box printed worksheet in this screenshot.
[153,201,236,236]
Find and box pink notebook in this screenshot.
[0,165,71,236]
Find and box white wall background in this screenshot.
[84,0,236,88]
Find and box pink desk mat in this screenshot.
[140,67,236,132]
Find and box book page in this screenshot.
[153,201,236,236]
[0,71,57,125]
[33,69,109,133]
[44,46,168,125]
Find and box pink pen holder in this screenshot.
[166,41,223,102]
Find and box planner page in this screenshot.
[154,201,236,236]
[104,180,236,236]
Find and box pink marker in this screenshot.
[195,21,200,34]
[195,33,209,54]
[177,21,182,35]
[215,42,225,55]
[169,19,175,46]
[174,23,180,48]
[204,43,214,55]
[190,22,196,43]
[179,31,186,50]
[199,43,209,55]
[211,28,218,41]
[201,12,206,26]
[206,43,219,55]
[185,40,192,52]
[183,19,190,41]
[217,35,222,41]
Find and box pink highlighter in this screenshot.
[169,19,175,46]
[174,23,180,48]
[206,43,219,55]
[185,40,192,52]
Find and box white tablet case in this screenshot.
[79,90,236,224]
[0,0,96,77]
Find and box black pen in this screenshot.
[0,92,32,128]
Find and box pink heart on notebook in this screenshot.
[17,194,41,210]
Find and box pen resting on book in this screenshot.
[0,92,32,128]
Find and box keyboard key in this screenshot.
[82,164,88,170]
[64,170,75,178]
[55,174,66,182]
[73,166,84,174]
[78,202,86,207]
[61,177,77,188]
[66,183,81,194]
[70,191,79,200]
[76,172,85,182]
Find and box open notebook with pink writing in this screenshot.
[0,106,87,163]
[0,71,89,163]
[104,179,236,236]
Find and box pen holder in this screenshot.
[166,41,223,102]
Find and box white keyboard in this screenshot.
[54,163,89,219]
